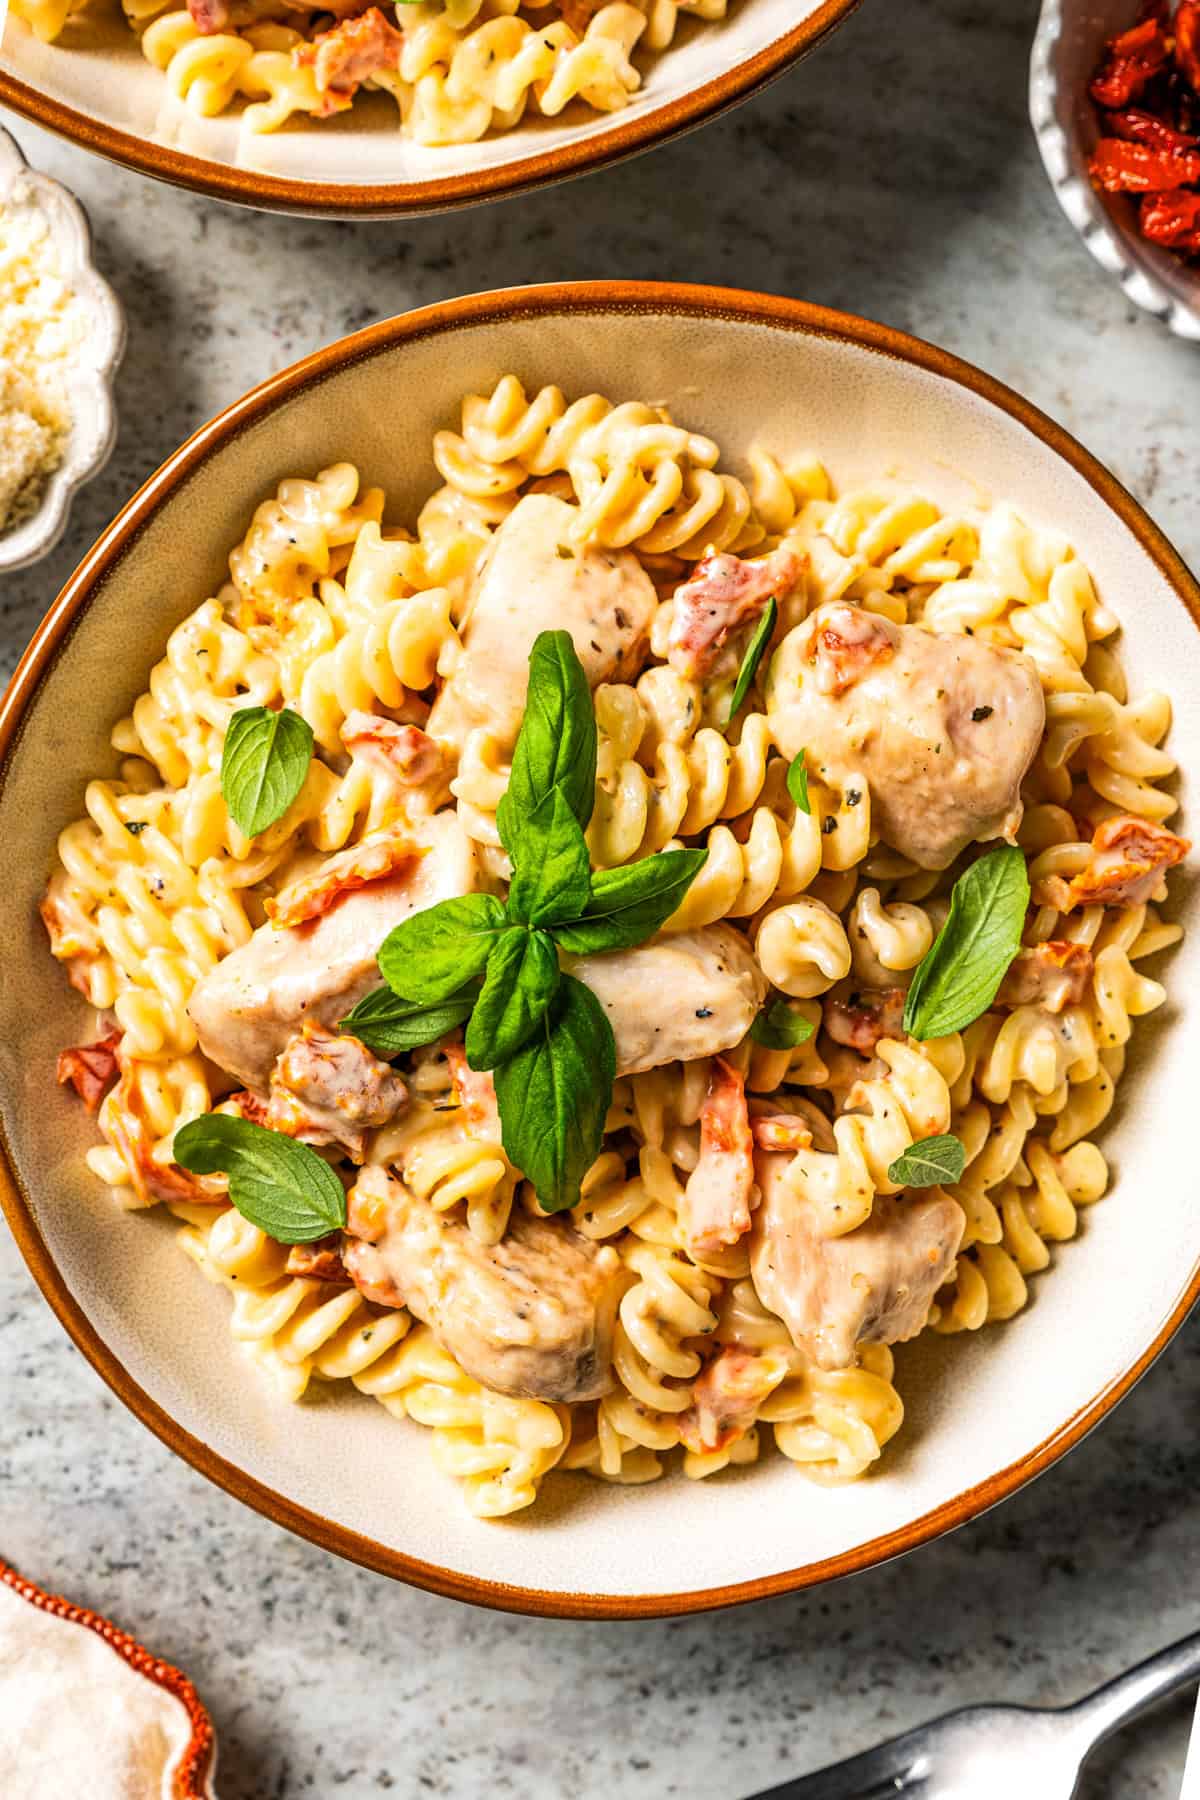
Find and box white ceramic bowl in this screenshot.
[1031,0,1200,340]
[0,126,124,573]
[0,1,860,218]
[1,284,1197,1617]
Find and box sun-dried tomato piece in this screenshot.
[678,1346,790,1456]
[1105,106,1199,149]
[294,6,402,112]
[681,1058,754,1260]
[1140,184,1200,239]
[1175,0,1200,91]
[56,1029,123,1113]
[749,1112,814,1153]
[286,1235,351,1284]
[264,828,415,929]
[1035,814,1190,911]
[1089,136,1200,189]
[1090,16,1170,107]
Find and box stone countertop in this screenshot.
[2,1,1199,1794]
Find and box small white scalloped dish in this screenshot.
[1031,0,1200,341]
[0,126,124,574]
[0,285,1197,1617]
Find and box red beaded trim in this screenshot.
[0,1559,216,1797]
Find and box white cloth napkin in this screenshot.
[0,1563,217,1799]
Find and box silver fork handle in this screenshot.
[1065,1629,1200,1749]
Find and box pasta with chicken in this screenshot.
[11,0,730,146]
[44,376,1188,1517]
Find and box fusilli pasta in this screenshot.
[11,0,730,145]
[44,375,1186,1517]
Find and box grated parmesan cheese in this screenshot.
[0,182,87,536]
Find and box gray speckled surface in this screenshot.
[2,1,1200,1795]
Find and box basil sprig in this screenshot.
[466,927,560,1068]
[723,596,777,733]
[887,1132,966,1189]
[340,983,479,1055]
[494,976,616,1216]
[749,997,815,1050]
[377,893,506,1000]
[174,1114,346,1243]
[552,850,708,955]
[787,749,810,815]
[498,630,597,860]
[506,787,592,926]
[902,845,1030,1041]
[360,630,707,1213]
[221,705,314,838]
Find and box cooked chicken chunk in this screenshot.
[995,942,1093,1013]
[678,1345,791,1455]
[751,1154,965,1370]
[567,925,768,1076]
[1034,814,1190,912]
[681,1058,755,1259]
[766,602,1045,870]
[426,493,657,753]
[344,1167,622,1403]
[189,810,480,1088]
[265,1023,407,1163]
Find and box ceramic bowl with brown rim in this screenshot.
[1,282,1197,1618]
[0,0,860,219]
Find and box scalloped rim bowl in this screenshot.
[0,125,125,573]
[2,283,1198,1618]
[0,0,861,219]
[1031,0,1200,341]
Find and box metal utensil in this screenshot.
[746,1629,1200,1800]
[1182,1681,1200,1800]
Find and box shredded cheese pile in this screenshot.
[0,183,86,535]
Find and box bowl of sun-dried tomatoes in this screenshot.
[1032,0,1200,339]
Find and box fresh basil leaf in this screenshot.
[340,983,478,1055]
[787,749,810,816]
[221,705,314,838]
[887,1132,966,1189]
[465,927,560,1068]
[494,974,615,1214]
[552,849,709,955]
[749,997,816,1049]
[173,1114,345,1244]
[495,792,518,860]
[505,786,593,926]
[902,845,1030,1040]
[723,595,777,733]
[377,893,507,1004]
[502,630,598,854]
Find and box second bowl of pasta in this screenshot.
[0,0,860,215]
[1,281,1196,1616]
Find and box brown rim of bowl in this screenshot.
[2,281,1198,1619]
[0,0,861,219]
